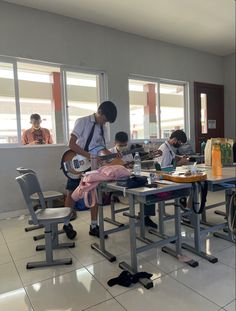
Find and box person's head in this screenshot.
[169,130,187,148]
[114,131,129,152]
[30,114,41,130]
[96,101,117,125]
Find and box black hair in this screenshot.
[30,114,41,121]
[98,101,117,123]
[115,131,129,143]
[170,130,187,143]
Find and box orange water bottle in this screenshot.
[212,143,222,176]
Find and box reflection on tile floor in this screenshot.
[0,191,235,311]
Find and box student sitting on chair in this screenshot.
[156,130,189,168]
[156,130,191,211]
[109,131,158,229]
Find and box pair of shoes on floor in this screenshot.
[70,209,77,221]
[107,270,153,288]
[144,216,158,229]
[63,223,77,240]
[89,225,108,239]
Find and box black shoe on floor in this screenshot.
[63,223,77,240]
[144,216,158,229]
[70,209,77,221]
[89,225,108,239]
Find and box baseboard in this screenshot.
[0,209,29,220]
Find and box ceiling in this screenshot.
[4,0,236,56]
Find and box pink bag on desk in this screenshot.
[72,165,130,207]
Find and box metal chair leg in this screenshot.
[27,224,73,269]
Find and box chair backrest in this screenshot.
[16,167,36,175]
[16,173,46,224]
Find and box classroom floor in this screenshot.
[0,191,235,311]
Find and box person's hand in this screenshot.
[178,156,189,165]
[116,152,122,158]
[151,149,162,157]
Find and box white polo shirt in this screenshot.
[71,114,109,152]
[109,147,133,163]
[156,141,176,168]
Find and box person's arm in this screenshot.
[47,130,53,144]
[69,134,91,159]
[21,130,28,145]
[43,129,53,144]
[175,154,189,166]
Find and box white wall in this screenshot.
[0,1,228,215]
[223,53,235,140]
[0,145,68,216]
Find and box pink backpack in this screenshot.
[72,165,130,207]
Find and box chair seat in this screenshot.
[36,207,71,223]
[31,191,64,201]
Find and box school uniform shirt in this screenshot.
[109,147,134,163]
[156,141,176,168]
[72,114,109,152]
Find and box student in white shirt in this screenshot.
[156,130,189,168]
[156,130,190,211]
[64,101,117,239]
[109,131,158,229]
[109,131,133,166]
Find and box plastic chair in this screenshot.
[16,172,74,269]
[16,167,64,240]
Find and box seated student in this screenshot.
[109,131,158,229]
[22,114,53,145]
[156,130,189,167]
[109,131,133,167]
[156,130,191,211]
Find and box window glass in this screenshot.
[129,79,186,140]
[0,62,17,143]
[129,79,158,140]
[159,83,185,138]
[65,71,99,135]
[200,93,208,134]
[18,62,60,144]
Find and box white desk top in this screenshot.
[197,165,236,184]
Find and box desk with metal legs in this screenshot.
[91,181,198,289]
[200,166,236,242]
[181,166,236,262]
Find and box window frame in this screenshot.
[128,74,190,142]
[0,55,108,148]
[61,66,108,144]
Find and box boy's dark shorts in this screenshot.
[66,178,81,192]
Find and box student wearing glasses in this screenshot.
[156,130,189,168]
[109,131,159,229]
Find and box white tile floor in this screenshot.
[0,191,235,311]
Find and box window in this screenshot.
[0,56,107,146]
[200,93,208,134]
[18,62,60,144]
[0,62,18,143]
[0,58,62,145]
[63,71,102,138]
[129,78,187,140]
